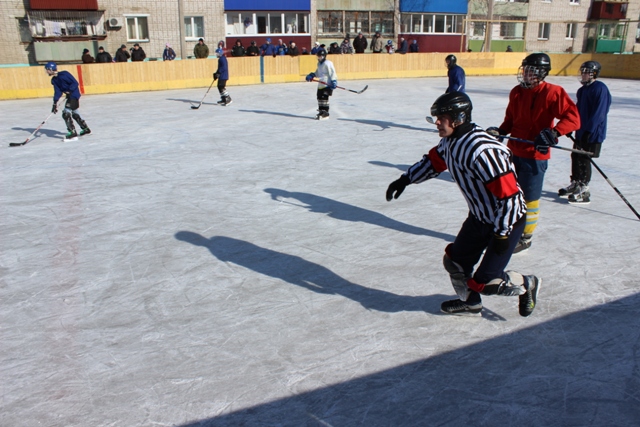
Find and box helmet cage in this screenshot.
[579,61,601,85]
[316,49,327,63]
[517,65,547,88]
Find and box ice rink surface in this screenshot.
[1,75,640,427]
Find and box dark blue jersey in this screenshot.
[576,80,611,143]
[51,70,81,102]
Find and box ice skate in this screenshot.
[519,275,541,317]
[79,127,91,137]
[440,299,482,316]
[558,180,580,198]
[223,96,232,106]
[63,129,78,142]
[513,233,532,254]
[315,110,330,120]
[568,185,590,204]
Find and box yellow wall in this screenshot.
[0,53,636,100]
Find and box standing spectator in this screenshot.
[260,38,277,56]
[385,91,539,317]
[163,43,176,61]
[506,45,514,52]
[353,32,368,53]
[385,40,395,54]
[311,41,322,55]
[445,54,465,93]
[96,46,113,63]
[288,41,299,56]
[246,41,260,56]
[130,43,146,62]
[301,47,309,55]
[340,38,353,54]
[305,48,338,120]
[81,48,94,63]
[397,37,408,54]
[558,61,611,204]
[194,38,209,59]
[231,39,246,57]
[486,53,580,253]
[44,61,91,141]
[276,39,288,55]
[328,42,341,54]
[371,31,383,53]
[115,44,130,62]
[409,39,419,53]
[213,48,232,106]
[218,40,225,52]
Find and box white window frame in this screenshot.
[566,22,577,39]
[225,12,310,35]
[124,14,149,42]
[569,0,579,5]
[400,13,465,34]
[184,16,204,40]
[538,22,551,40]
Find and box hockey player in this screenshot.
[305,48,337,120]
[445,54,465,93]
[487,53,580,253]
[45,62,91,141]
[558,61,612,204]
[386,91,540,316]
[213,48,232,106]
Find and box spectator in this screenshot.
[397,37,408,54]
[371,31,383,53]
[506,45,514,52]
[276,39,288,55]
[130,43,146,62]
[115,44,130,62]
[409,39,419,53]
[260,38,278,56]
[301,47,309,55]
[81,48,94,63]
[194,38,209,59]
[246,41,260,56]
[385,40,395,54]
[353,32,368,54]
[163,43,176,61]
[231,39,245,57]
[445,54,465,93]
[288,41,299,56]
[340,38,354,54]
[328,42,341,54]
[95,46,113,63]
[311,41,322,55]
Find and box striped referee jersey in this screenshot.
[405,125,527,236]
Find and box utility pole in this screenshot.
[178,0,186,59]
[484,0,493,52]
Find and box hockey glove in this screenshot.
[213,72,219,81]
[329,80,338,90]
[486,127,507,138]
[490,234,509,256]
[534,128,558,155]
[386,175,411,201]
[51,103,58,114]
[305,73,316,82]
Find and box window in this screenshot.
[566,22,577,38]
[538,22,550,39]
[184,16,204,40]
[125,15,148,42]
[345,11,369,34]
[26,10,106,39]
[318,11,342,34]
[500,22,525,39]
[399,13,465,34]
[605,4,614,14]
[371,12,394,34]
[226,12,309,35]
[569,0,579,4]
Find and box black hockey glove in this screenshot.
[534,128,558,155]
[51,103,58,114]
[490,234,509,256]
[386,175,411,201]
[213,72,219,81]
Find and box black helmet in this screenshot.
[430,91,472,125]
[518,53,551,88]
[580,60,601,85]
[316,48,327,63]
[445,54,457,69]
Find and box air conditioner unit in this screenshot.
[108,17,123,28]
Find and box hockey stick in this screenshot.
[190,78,216,109]
[424,117,593,156]
[566,134,640,220]
[9,100,64,147]
[311,78,368,94]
